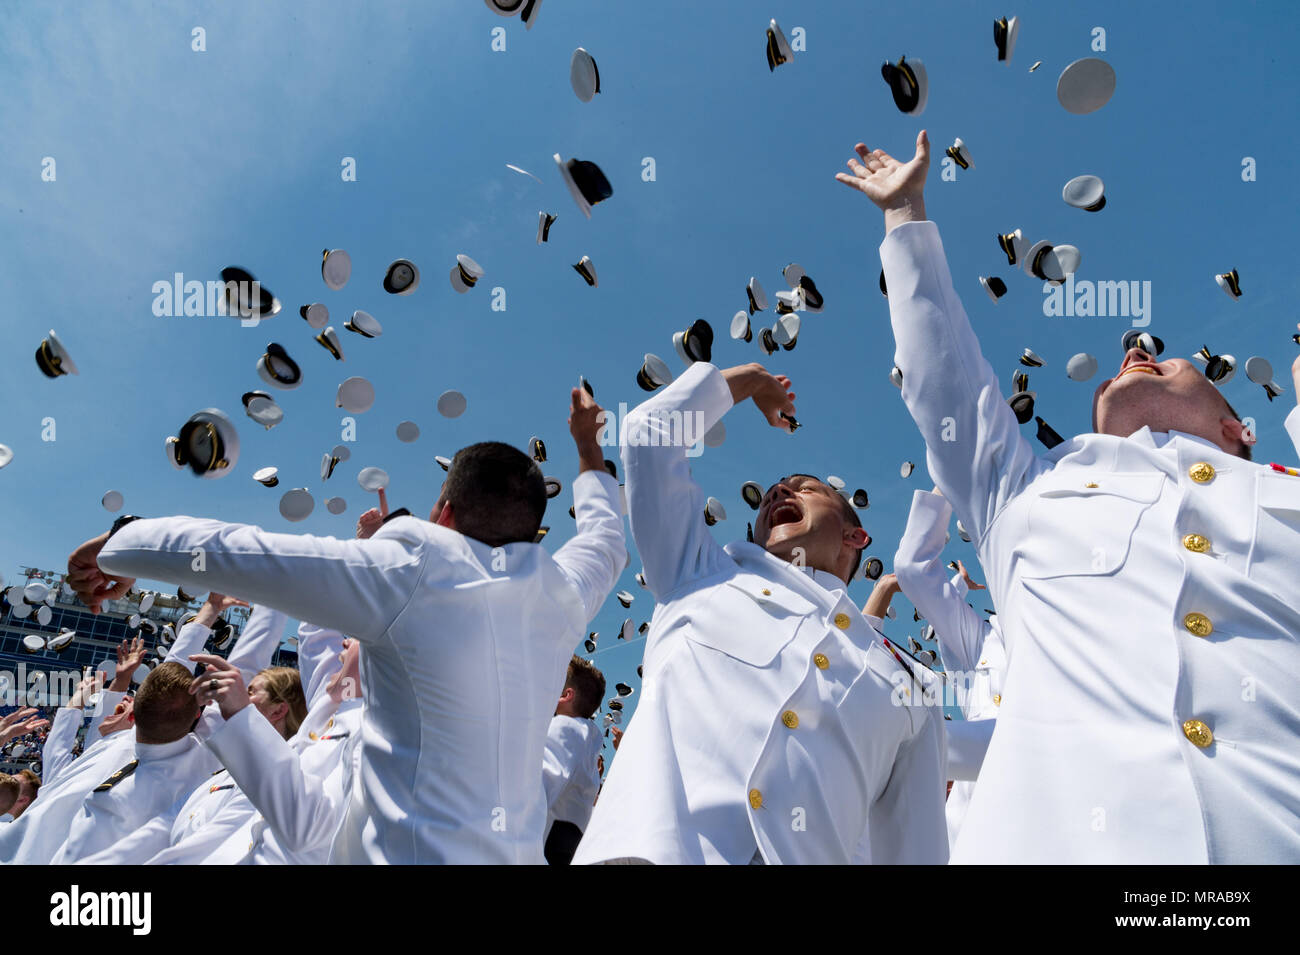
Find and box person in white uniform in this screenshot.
[66,385,628,864]
[893,489,1005,849]
[574,362,948,865]
[838,128,1300,863]
[542,655,604,865]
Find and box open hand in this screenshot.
[188,653,251,721]
[67,532,135,614]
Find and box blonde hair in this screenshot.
[256,666,307,739]
[0,774,18,816]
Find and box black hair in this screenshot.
[444,442,548,547]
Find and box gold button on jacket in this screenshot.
[1183,612,1213,638]
[993,694,1002,706]
[1182,533,1210,554]
[781,710,799,729]
[833,612,851,630]
[748,788,763,810]
[1188,462,1216,483]
[1182,719,1214,748]
[813,653,829,670]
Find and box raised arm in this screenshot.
[551,387,628,622]
[893,490,990,677]
[42,682,93,789]
[225,603,288,684]
[70,519,425,643]
[622,362,795,599]
[837,131,1046,547]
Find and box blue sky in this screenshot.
[2,1,1298,752]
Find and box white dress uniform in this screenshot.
[574,362,948,865]
[882,219,1300,863]
[893,489,1005,848]
[41,705,85,789]
[543,715,602,835]
[98,468,628,864]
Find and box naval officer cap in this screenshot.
[533,526,550,543]
[1019,348,1045,368]
[619,618,635,641]
[48,629,75,653]
[607,698,623,712]
[528,437,546,463]
[741,481,763,510]
[554,153,613,218]
[997,229,1028,267]
[221,267,281,319]
[1057,57,1116,114]
[956,519,971,542]
[321,450,341,481]
[24,579,49,603]
[747,277,768,315]
[993,15,1019,62]
[1063,175,1106,211]
[570,48,600,102]
[102,490,124,513]
[127,612,141,630]
[636,354,674,392]
[1023,240,1081,284]
[758,327,779,356]
[1215,268,1242,299]
[572,255,598,288]
[242,391,284,430]
[616,682,634,697]
[253,466,279,488]
[979,276,1007,303]
[321,250,352,291]
[584,634,597,654]
[1035,416,1065,450]
[945,137,974,170]
[315,326,345,362]
[326,496,347,515]
[34,329,79,378]
[1008,371,1037,424]
[257,342,304,390]
[1193,345,1236,385]
[437,390,467,418]
[279,488,314,522]
[383,259,420,296]
[704,496,726,526]
[731,310,753,343]
[900,461,915,478]
[0,445,11,469]
[863,556,884,581]
[1245,356,1285,401]
[166,408,241,479]
[537,212,557,244]
[852,488,869,509]
[544,477,563,499]
[766,19,794,71]
[1066,353,1098,381]
[357,467,389,492]
[449,255,484,294]
[881,55,928,115]
[826,475,846,491]
[337,376,375,414]
[635,570,646,588]
[673,318,714,365]
[1121,329,1164,357]
[35,604,52,626]
[396,421,420,443]
[889,365,903,389]
[616,590,633,608]
[773,314,801,351]
[344,310,382,339]
[484,0,542,29]
[435,455,452,472]
[21,634,45,654]
[300,303,329,329]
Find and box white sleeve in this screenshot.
[225,604,288,684]
[541,720,583,812]
[893,490,991,676]
[881,222,1049,557]
[1285,406,1300,461]
[100,517,425,643]
[552,470,629,624]
[85,688,124,739]
[621,361,735,600]
[41,707,83,788]
[204,705,344,855]
[163,621,213,673]
[73,814,176,865]
[945,717,996,782]
[295,622,346,712]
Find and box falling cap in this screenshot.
[1063,175,1106,211]
[357,467,389,492]
[636,354,673,392]
[703,496,726,526]
[554,154,613,219]
[529,437,547,463]
[220,267,281,320]
[572,255,598,287]
[741,481,763,509]
[242,391,284,430]
[537,212,557,244]
[863,556,884,581]
[993,15,1019,62]
[396,421,420,443]
[673,319,714,365]
[326,497,347,515]
[979,276,1007,303]
[1245,356,1285,400]
[945,137,974,170]
[34,329,79,378]
[253,466,280,487]
[257,343,303,390]
[279,488,314,522]
[731,310,753,343]
[1035,416,1065,450]
[383,259,420,296]
[314,326,345,362]
[336,377,376,414]
[321,250,352,291]
[1057,57,1116,114]
[344,310,382,338]
[450,255,484,294]
[1215,268,1242,300]
[747,277,768,315]
[1023,240,1081,284]
[881,55,928,115]
[1066,353,1098,382]
[1007,371,1037,424]
[102,490,124,513]
[997,229,1028,267]
[300,303,329,329]
[570,48,600,101]
[1121,329,1164,357]
[167,409,241,479]
[437,390,467,418]
[1194,345,1236,385]
[1019,348,1045,368]
[766,19,794,71]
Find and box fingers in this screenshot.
[377,487,389,517]
[915,128,930,160]
[188,653,236,672]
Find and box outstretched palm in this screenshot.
[835,130,930,210]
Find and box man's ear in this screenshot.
[559,686,575,704]
[434,502,455,529]
[1221,416,1254,450]
[845,526,870,551]
[267,701,289,726]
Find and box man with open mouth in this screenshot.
[574,361,948,865]
[838,128,1300,864]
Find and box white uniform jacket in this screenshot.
[574,362,948,865]
[543,715,602,834]
[99,469,627,864]
[882,219,1300,863]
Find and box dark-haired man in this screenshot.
[65,387,627,864]
[542,655,604,865]
[575,363,947,865]
[840,129,1300,863]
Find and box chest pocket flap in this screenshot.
[1022,471,1165,578]
[681,573,816,667]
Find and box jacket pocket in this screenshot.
[1020,471,1164,579]
[680,573,814,667]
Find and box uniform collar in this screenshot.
[725,541,850,598]
[1120,425,1228,455]
[133,733,196,763]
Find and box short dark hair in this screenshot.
[444,442,548,547]
[0,774,18,815]
[565,655,606,719]
[133,662,201,743]
[1221,398,1253,462]
[787,474,866,581]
